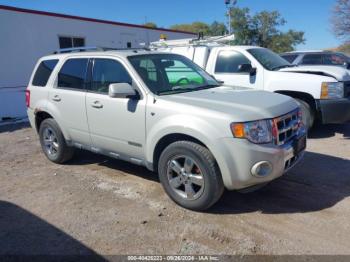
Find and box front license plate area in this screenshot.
[293,135,306,155]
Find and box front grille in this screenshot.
[274,110,299,146]
[344,81,350,97]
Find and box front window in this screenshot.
[128,54,219,95]
[248,48,291,71]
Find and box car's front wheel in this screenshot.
[158,141,224,211]
[39,118,74,164]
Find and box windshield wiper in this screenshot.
[157,84,219,96]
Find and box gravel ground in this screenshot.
[0,122,349,256]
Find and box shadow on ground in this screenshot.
[66,149,350,215]
[308,123,350,139]
[0,122,30,134]
[68,150,159,183]
[0,200,105,260]
[210,151,350,214]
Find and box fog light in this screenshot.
[251,161,273,177]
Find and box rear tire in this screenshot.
[158,141,224,211]
[295,98,314,130]
[39,118,74,164]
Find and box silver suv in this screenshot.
[27,47,306,210]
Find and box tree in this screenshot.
[144,22,157,28]
[170,22,210,35]
[209,21,227,36]
[332,0,350,42]
[230,7,305,52]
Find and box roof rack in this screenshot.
[150,34,235,48]
[53,46,151,54]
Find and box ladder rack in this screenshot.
[150,34,235,48]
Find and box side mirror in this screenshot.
[345,62,350,70]
[238,64,257,76]
[108,83,138,99]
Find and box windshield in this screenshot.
[128,54,219,95]
[248,48,292,71]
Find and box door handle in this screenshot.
[91,101,103,109]
[52,95,61,102]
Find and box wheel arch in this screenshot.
[274,90,317,113]
[152,133,207,173]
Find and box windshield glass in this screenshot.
[248,48,291,71]
[128,54,219,95]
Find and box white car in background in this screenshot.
[280,50,350,70]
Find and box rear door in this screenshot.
[49,58,90,146]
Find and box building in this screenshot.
[0,5,195,120]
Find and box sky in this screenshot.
[0,0,340,50]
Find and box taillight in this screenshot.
[25,89,30,108]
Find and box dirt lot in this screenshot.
[0,122,350,256]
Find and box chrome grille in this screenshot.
[274,110,300,146]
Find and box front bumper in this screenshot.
[214,133,306,190]
[317,98,350,124]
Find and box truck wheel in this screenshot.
[158,141,224,211]
[295,99,314,130]
[39,118,74,164]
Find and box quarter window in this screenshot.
[32,59,59,87]
[215,51,251,73]
[57,59,89,90]
[281,54,298,64]
[91,59,132,94]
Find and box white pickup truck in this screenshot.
[152,37,350,128]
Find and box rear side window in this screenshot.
[32,59,59,86]
[57,58,89,90]
[301,54,323,65]
[281,54,298,63]
[215,51,251,73]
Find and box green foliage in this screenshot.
[144,22,157,28]
[230,7,305,52]
[170,22,210,34]
[332,0,350,42]
[170,21,227,36]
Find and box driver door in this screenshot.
[212,50,264,90]
[85,58,146,160]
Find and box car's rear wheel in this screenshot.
[295,98,314,130]
[158,141,224,211]
[39,118,74,164]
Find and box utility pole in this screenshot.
[225,0,237,35]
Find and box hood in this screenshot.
[158,86,298,122]
[279,65,350,81]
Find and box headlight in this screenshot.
[321,82,344,99]
[231,120,272,144]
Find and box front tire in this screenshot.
[39,118,74,164]
[295,98,314,130]
[158,141,224,211]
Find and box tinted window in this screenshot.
[57,59,88,90]
[323,54,347,66]
[91,59,132,94]
[281,54,298,63]
[59,37,85,49]
[301,54,323,65]
[215,51,251,73]
[248,48,290,70]
[32,59,59,86]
